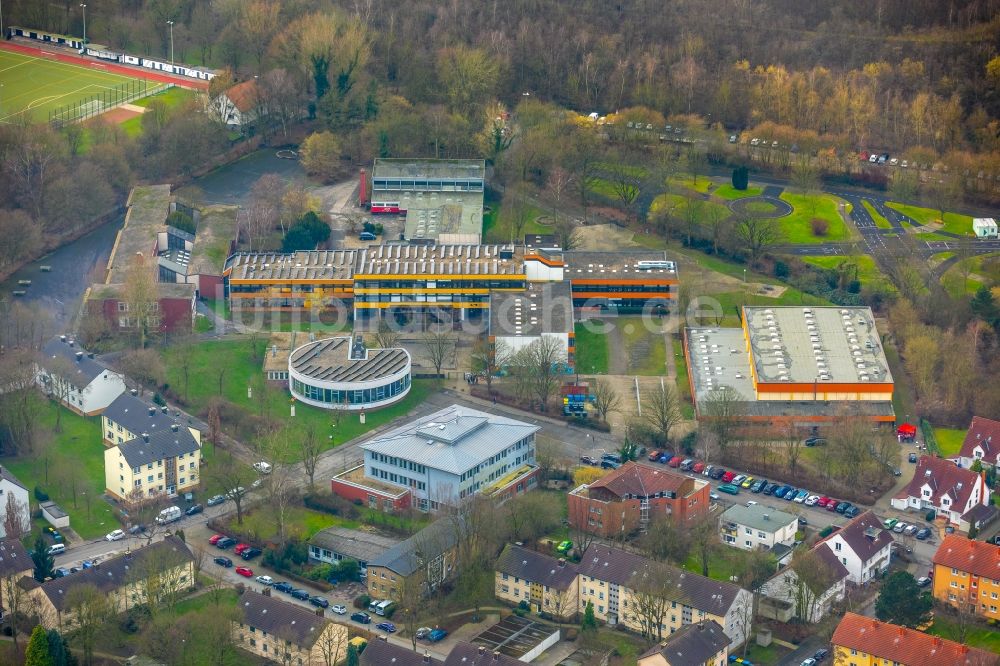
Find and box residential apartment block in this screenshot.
[932,534,1000,622]
[575,544,752,648]
[367,516,461,599]
[567,461,710,538]
[831,612,996,666]
[102,392,202,447]
[637,620,730,666]
[494,544,579,620]
[719,503,797,552]
[233,591,348,665]
[36,336,126,415]
[104,427,201,501]
[815,510,893,584]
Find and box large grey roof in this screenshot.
[40,336,113,387]
[720,503,797,533]
[309,527,400,563]
[360,405,538,475]
[369,516,462,577]
[489,282,574,338]
[117,428,199,467]
[238,591,335,648]
[361,638,443,666]
[0,539,31,578]
[289,336,409,383]
[638,620,730,665]
[103,393,193,437]
[495,544,578,590]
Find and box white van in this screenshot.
[155,506,183,525]
[374,600,395,616]
[253,461,272,474]
[47,543,66,555]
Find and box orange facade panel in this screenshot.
[572,291,675,299]
[524,254,565,267]
[571,278,677,286]
[756,381,893,393]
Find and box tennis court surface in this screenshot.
[0,48,151,123]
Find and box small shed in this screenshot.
[973,218,998,238]
[40,501,70,529]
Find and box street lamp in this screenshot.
[80,4,87,45]
[166,20,174,68]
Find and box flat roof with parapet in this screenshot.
[355,244,523,277]
[489,282,573,338]
[106,185,172,282]
[471,614,560,660]
[187,205,237,276]
[224,250,364,282]
[89,282,196,300]
[559,250,678,277]
[372,158,485,181]
[289,336,410,383]
[401,190,483,240]
[743,306,892,385]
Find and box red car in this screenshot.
[826,500,840,512]
[721,471,736,483]
[816,497,831,508]
[647,450,661,462]
[692,462,706,474]
[234,543,251,555]
[235,566,253,578]
[209,534,224,545]
[668,456,683,468]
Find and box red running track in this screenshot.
[0,41,210,91]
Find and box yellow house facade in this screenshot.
[494,544,579,620]
[104,428,201,501]
[234,591,349,665]
[932,534,1000,622]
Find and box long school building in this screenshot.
[222,245,678,325]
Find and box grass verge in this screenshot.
[862,200,893,229]
[926,615,1000,654]
[800,255,892,288]
[712,183,764,200]
[574,323,610,374]
[886,202,974,236]
[673,338,694,419]
[778,192,851,243]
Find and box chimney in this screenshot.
[75,351,83,361]
[422,654,431,664]
[763,514,769,521]
[142,432,149,442]
[315,607,324,617]
[161,406,168,414]
[87,352,95,359]
[60,335,66,343]
[898,627,905,637]
[130,388,138,396]
[148,407,156,416]
[68,340,74,347]
[558,558,565,567]
[478,646,486,656]
[171,424,178,432]
[493,651,501,661]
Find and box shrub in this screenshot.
[34,486,49,502]
[774,260,789,279]
[810,218,829,236]
[679,431,698,455]
[925,510,936,522]
[354,594,371,610]
[732,166,749,190]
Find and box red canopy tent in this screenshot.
[897,423,917,441]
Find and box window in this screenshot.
[835,542,842,552]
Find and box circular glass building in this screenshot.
[289,336,411,411]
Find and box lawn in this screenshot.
[673,338,694,419]
[914,232,954,241]
[801,255,892,288]
[926,615,1000,654]
[649,193,731,222]
[886,202,974,236]
[171,588,240,616]
[933,427,967,457]
[586,177,624,200]
[713,183,764,200]
[668,174,712,194]
[940,252,999,298]
[743,642,792,664]
[619,316,667,375]
[574,323,610,374]
[133,86,197,109]
[1,396,118,540]
[682,547,760,583]
[862,200,893,229]
[482,193,552,243]
[232,505,359,543]
[160,338,431,458]
[0,48,154,123]
[778,192,851,243]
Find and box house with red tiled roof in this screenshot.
[567,461,710,538]
[831,612,997,666]
[891,455,993,533]
[952,416,1000,470]
[213,79,263,129]
[932,534,1000,622]
[815,510,893,584]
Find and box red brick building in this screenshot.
[87,282,196,335]
[330,465,412,512]
[568,462,711,538]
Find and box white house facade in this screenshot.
[890,455,991,530]
[36,336,126,416]
[719,504,797,552]
[0,467,30,539]
[818,511,893,584]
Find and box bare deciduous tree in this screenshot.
[210,452,255,525]
[470,336,510,396]
[371,317,402,349]
[122,253,160,349]
[421,331,454,377]
[590,377,621,422]
[629,561,683,641]
[3,492,30,542]
[642,383,682,444]
[735,217,784,265]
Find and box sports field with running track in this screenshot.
[0,49,155,123]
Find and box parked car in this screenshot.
[241,547,262,560]
[310,596,330,608]
[731,474,747,486]
[893,522,907,533]
[206,494,226,506]
[216,537,237,549]
[235,567,253,578]
[376,622,397,633]
[556,540,573,554]
[740,476,755,489]
[105,529,125,542]
[214,556,233,568]
[185,504,203,516]
[692,462,706,474]
[709,492,720,500]
[825,500,841,512]
[801,659,817,666]
[772,486,788,499]
[909,452,918,463]
[904,524,919,536]
[331,604,348,615]
[255,575,273,586]
[835,502,850,514]
[915,528,931,540]
[718,484,740,495]
[129,524,147,535]
[783,487,799,501]
[762,483,777,495]
[668,456,683,468]
[804,437,827,447]
[844,506,861,518]
[679,459,694,471]
[209,534,224,545]
[647,450,661,462]
[816,497,831,508]
[798,516,809,527]
[710,467,727,480]
[805,495,820,506]
[813,648,829,662]
[46,526,63,542]
[234,543,251,556]
[916,576,931,587]
[721,471,736,483]
[415,627,433,639]
[55,567,71,578]
[579,456,599,466]
[427,629,448,642]
[273,582,294,593]
[658,453,671,464]
[751,479,766,493]
[600,460,620,470]
[290,589,310,600]
[352,612,372,624]
[794,489,809,503]
[883,518,898,530]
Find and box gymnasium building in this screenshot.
[684,306,896,426]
